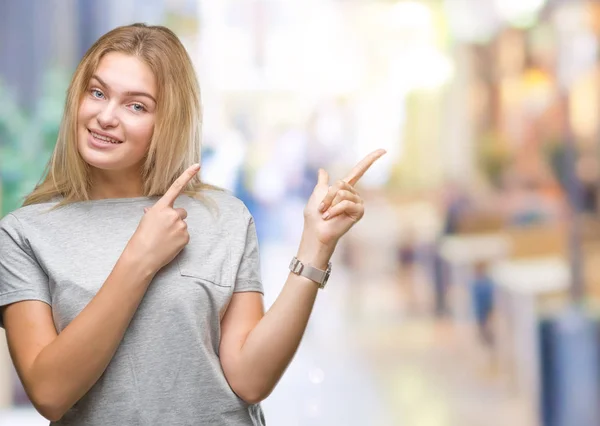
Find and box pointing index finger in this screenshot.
[155,164,200,208]
[344,149,386,187]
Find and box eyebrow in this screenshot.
[91,75,157,104]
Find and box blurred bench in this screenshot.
[490,224,570,424]
[440,217,571,421]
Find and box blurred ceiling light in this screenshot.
[387,1,433,30]
[494,0,547,28]
[390,47,454,91]
[444,0,500,43]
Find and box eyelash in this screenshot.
[91,88,104,99]
[130,103,146,113]
[89,88,147,113]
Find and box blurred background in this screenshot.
[3,0,600,425]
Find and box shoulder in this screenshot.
[2,203,51,226]
[4,200,60,221]
[0,212,21,234]
[0,212,28,252]
[184,188,252,223]
[183,190,257,247]
[1,201,62,238]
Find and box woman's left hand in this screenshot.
[303,149,387,248]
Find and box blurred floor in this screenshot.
[263,240,533,426]
[1,242,533,426]
[352,287,533,426]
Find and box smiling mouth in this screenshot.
[88,130,123,144]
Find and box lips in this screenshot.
[88,129,123,144]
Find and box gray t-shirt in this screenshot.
[0,190,266,425]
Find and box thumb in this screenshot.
[144,207,150,214]
[317,168,329,187]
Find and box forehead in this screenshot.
[93,52,157,96]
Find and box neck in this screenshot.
[89,167,145,200]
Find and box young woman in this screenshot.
[0,23,385,425]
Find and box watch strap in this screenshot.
[289,256,331,289]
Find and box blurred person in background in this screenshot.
[470,261,495,348]
[0,23,385,425]
[397,227,420,314]
[431,181,472,318]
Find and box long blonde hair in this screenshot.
[24,23,219,207]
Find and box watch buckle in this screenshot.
[289,257,304,274]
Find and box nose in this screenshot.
[96,103,119,129]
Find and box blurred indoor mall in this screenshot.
[2,0,600,425]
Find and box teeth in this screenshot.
[91,131,121,144]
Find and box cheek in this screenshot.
[124,116,155,146]
[77,99,95,123]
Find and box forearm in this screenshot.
[232,236,334,401]
[226,151,383,402]
[29,249,154,418]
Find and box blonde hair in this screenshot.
[23,23,220,207]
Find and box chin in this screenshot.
[80,150,147,175]
[78,147,124,172]
[82,157,124,171]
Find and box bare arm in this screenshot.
[3,252,153,421]
[220,150,386,403]
[220,237,331,404]
[2,164,201,421]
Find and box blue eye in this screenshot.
[131,103,146,112]
[91,89,104,99]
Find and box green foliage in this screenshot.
[0,69,69,215]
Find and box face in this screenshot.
[77,52,157,173]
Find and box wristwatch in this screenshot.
[289,256,332,289]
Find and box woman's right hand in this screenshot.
[125,164,200,274]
